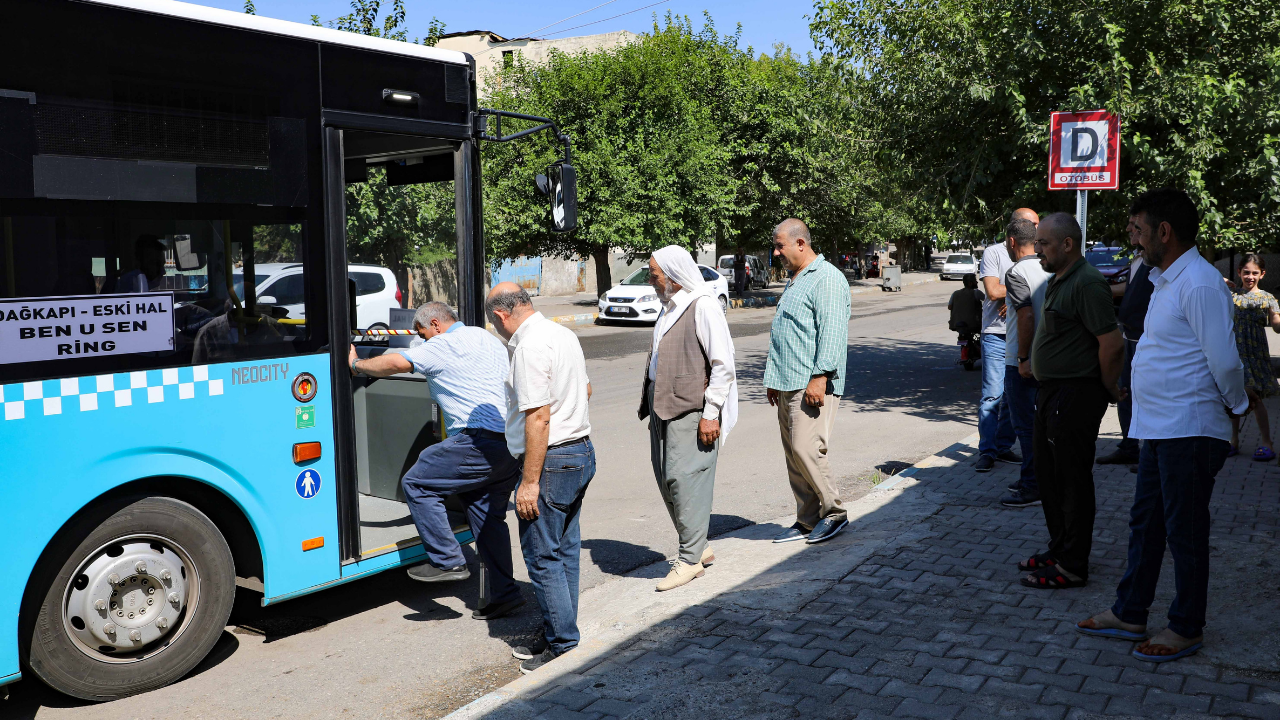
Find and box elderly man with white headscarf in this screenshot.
[637,245,738,591]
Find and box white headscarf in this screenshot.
[649,245,739,443]
[651,245,712,300]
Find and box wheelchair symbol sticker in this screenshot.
[296,469,322,499]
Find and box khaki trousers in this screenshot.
[776,389,844,529]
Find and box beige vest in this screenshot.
[639,297,711,421]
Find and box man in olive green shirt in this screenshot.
[1020,213,1123,591]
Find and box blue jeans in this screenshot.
[1112,437,1228,638]
[401,429,522,605]
[978,333,1016,458]
[519,438,596,654]
[1116,339,1139,455]
[1002,366,1038,494]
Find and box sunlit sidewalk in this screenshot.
[446,406,1280,720]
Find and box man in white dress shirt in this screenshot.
[486,282,595,674]
[1077,189,1249,663]
[638,246,738,591]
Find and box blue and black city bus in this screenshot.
[0,0,574,701]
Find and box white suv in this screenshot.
[233,263,402,329]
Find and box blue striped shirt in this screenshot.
[399,323,509,435]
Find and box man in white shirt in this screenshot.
[486,281,594,675]
[638,246,738,591]
[347,302,524,620]
[1077,189,1248,663]
[975,207,1039,472]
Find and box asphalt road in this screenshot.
[9,279,981,720]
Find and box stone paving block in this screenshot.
[760,628,817,647]
[973,676,1045,702]
[534,707,601,720]
[720,652,783,672]
[759,690,801,707]
[1145,660,1219,680]
[580,698,638,718]
[1184,675,1252,701]
[765,643,825,665]
[1058,658,1121,682]
[930,631,985,649]
[959,660,1021,680]
[1039,645,1101,666]
[1080,676,1146,700]
[782,677,847,703]
[944,645,1006,664]
[878,679,944,703]
[838,687,904,715]
[919,668,984,693]
[891,697,960,719]
[1041,686,1107,713]
[716,637,773,657]
[910,653,968,674]
[827,669,892,695]
[1210,697,1280,719]
[1144,688,1212,712]
[1117,667,1184,693]
[802,621,856,641]
[869,661,930,684]
[815,650,878,674]
[706,621,767,641]
[808,634,866,656]
[772,660,836,683]
[894,637,953,656]
[679,634,728,649]
[999,651,1062,673]
[956,701,1067,720]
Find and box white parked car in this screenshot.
[940,254,978,281]
[598,264,730,323]
[716,254,768,290]
[233,263,402,329]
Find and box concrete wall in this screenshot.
[436,31,636,91]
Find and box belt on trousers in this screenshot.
[461,427,505,440]
[549,435,590,449]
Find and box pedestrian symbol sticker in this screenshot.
[296,469,321,499]
[296,405,315,429]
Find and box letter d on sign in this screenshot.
[1070,127,1099,163]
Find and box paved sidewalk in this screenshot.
[448,408,1280,719]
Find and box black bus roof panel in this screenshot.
[82,0,470,66]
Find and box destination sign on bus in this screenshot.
[0,292,175,364]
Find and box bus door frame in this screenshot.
[320,103,485,564]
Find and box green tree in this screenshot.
[811,0,1280,250]
[482,15,744,294]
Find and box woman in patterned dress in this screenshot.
[1230,254,1280,460]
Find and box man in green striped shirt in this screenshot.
[765,219,852,545]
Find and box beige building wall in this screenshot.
[435,30,636,91]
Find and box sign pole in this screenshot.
[1076,189,1088,247]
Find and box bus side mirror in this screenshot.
[536,162,577,233]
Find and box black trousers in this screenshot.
[1034,379,1110,578]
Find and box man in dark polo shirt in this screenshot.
[1097,216,1155,466]
[1020,213,1124,590]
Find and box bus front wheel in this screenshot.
[27,497,235,701]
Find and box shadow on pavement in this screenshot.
[460,430,1280,720]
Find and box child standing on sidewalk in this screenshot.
[1230,253,1280,460]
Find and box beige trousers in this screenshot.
[776,389,845,529]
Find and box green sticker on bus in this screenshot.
[296,405,315,429]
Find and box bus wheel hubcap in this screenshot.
[64,537,195,659]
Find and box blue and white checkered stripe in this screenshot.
[2,366,224,421]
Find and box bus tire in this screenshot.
[27,496,235,701]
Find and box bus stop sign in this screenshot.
[1048,111,1120,190]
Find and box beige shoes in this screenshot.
[657,547,716,592]
[657,559,704,591]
